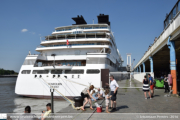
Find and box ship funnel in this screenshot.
[72,15,87,25]
[97,14,110,26]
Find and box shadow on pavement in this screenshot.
[110,105,129,112]
[153,95,160,97]
[117,93,125,95]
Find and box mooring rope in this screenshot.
[57,77,105,91]
[39,77,106,110]
[39,78,72,104]
[40,77,82,110]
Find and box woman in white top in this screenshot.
[106,75,119,111]
[81,85,97,111]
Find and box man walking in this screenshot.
[106,75,119,111]
[148,74,154,97]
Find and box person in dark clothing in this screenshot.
[164,75,170,93]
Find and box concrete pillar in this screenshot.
[139,66,141,73]
[142,62,145,72]
[149,56,153,73]
[167,36,177,94]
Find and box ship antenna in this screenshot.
[93,19,94,24]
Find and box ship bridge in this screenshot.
[133,0,180,94]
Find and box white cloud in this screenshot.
[21,29,28,32]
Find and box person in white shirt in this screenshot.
[97,88,105,99]
[106,75,119,111]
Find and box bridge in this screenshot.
[133,0,180,94]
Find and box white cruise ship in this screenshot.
[15,14,124,99]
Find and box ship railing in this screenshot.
[53,26,110,32]
[34,64,86,67]
[37,43,111,48]
[41,36,109,42]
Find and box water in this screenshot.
[0,77,69,113]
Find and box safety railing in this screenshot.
[54,26,110,32]
[34,63,86,67]
[42,36,108,42]
[37,43,111,48]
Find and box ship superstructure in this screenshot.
[15,14,123,98]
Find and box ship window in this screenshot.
[72,75,74,78]
[21,70,31,74]
[51,70,62,74]
[65,70,84,74]
[86,69,100,74]
[32,70,49,74]
[85,27,92,29]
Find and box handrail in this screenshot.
[41,36,110,42]
[54,26,110,32]
[37,43,111,48]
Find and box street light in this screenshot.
[50,54,56,113]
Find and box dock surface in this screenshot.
[58,79,180,120]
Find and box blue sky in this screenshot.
[0,0,177,72]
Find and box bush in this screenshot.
[0,68,18,75]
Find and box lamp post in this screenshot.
[50,54,56,113]
[50,88,54,113]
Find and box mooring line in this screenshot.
[86,99,105,120]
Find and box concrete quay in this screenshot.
[57,79,180,120]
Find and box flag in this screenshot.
[133,59,135,61]
[67,40,69,45]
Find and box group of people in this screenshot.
[142,73,172,99]
[80,75,119,113]
[18,103,52,120]
[142,74,155,99]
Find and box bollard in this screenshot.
[73,96,83,107]
[50,89,54,113]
